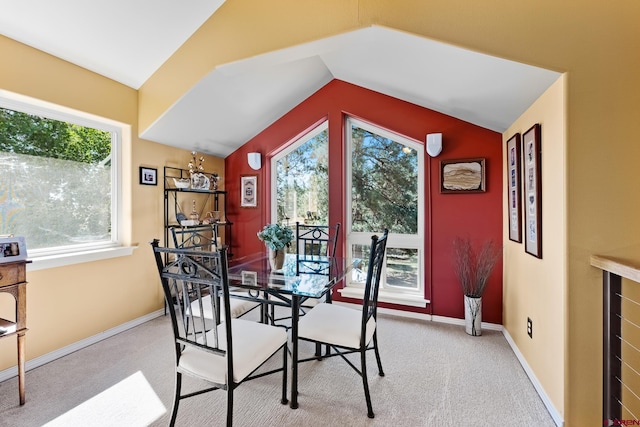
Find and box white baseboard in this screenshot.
[502,329,564,427]
[0,309,164,384]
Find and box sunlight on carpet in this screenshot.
[43,371,166,427]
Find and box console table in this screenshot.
[0,260,30,405]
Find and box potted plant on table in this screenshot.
[257,224,294,270]
[452,236,502,336]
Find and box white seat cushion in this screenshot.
[189,293,260,319]
[178,319,287,384]
[298,303,376,349]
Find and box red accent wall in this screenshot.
[225,79,503,323]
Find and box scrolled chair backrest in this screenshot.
[151,239,233,361]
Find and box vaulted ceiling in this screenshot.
[0,0,561,157]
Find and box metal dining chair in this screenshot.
[296,229,389,418]
[169,227,260,320]
[268,222,341,328]
[150,240,288,426]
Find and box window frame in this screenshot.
[0,90,134,270]
[270,121,329,224]
[341,116,428,307]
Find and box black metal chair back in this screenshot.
[151,239,232,359]
[361,229,388,346]
[295,222,341,275]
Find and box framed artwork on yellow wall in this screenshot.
[523,124,542,258]
[506,133,522,243]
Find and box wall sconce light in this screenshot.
[247,152,262,170]
[426,133,443,157]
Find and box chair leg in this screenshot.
[281,344,289,404]
[360,347,375,418]
[169,372,182,427]
[226,384,234,427]
[373,333,385,377]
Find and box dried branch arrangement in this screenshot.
[452,237,502,298]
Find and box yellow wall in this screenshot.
[503,75,567,417]
[0,36,223,369]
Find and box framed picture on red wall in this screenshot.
[506,133,522,243]
[440,158,486,193]
[523,124,542,258]
[240,175,258,208]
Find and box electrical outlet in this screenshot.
[527,317,533,338]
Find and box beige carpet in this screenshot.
[0,311,555,426]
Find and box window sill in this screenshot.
[338,287,429,308]
[27,245,138,271]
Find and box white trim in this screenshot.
[0,309,164,383]
[431,314,503,331]
[338,286,429,308]
[502,329,564,427]
[27,245,137,271]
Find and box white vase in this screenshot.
[464,295,482,336]
[269,248,285,270]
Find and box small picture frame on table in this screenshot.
[240,175,258,208]
[523,124,542,258]
[0,236,28,263]
[506,133,522,243]
[139,167,157,185]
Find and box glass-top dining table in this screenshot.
[226,252,351,409]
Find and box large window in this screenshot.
[271,122,328,227]
[0,92,124,259]
[343,117,426,307]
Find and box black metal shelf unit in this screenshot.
[163,166,233,257]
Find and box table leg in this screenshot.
[290,294,300,409]
[17,332,26,405]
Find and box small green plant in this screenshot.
[257,224,294,250]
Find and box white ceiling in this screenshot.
[0,1,561,158]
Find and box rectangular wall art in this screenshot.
[523,124,542,258]
[240,175,258,208]
[506,133,522,242]
[440,158,486,193]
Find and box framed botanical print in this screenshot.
[523,124,542,258]
[240,175,258,208]
[506,133,522,242]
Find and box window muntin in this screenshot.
[0,92,122,255]
[271,121,328,227]
[346,117,424,294]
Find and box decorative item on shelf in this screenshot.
[173,178,191,189]
[257,223,293,270]
[188,151,205,175]
[210,173,219,190]
[188,151,210,190]
[189,200,200,224]
[202,211,221,224]
[452,236,502,336]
